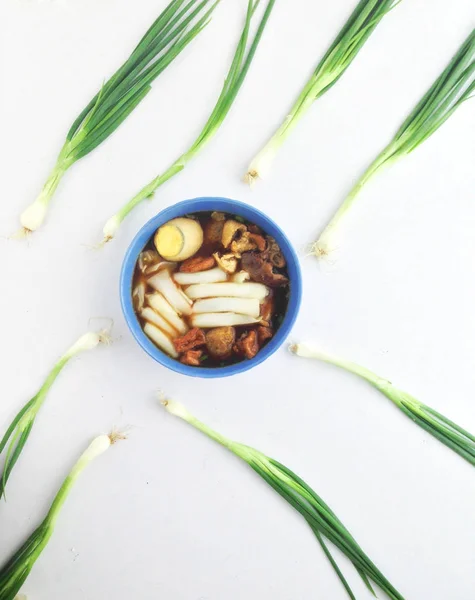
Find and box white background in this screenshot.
[1,0,475,598]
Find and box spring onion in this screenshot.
[18,0,218,235]
[0,433,123,600]
[312,29,475,257]
[101,0,277,243]
[244,0,401,185]
[0,330,110,498]
[162,398,405,600]
[291,343,475,466]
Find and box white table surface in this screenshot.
[1,0,475,598]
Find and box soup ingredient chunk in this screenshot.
[192,297,260,317]
[205,327,236,359]
[147,293,188,334]
[191,313,261,328]
[144,322,178,358]
[241,252,288,287]
[213,252,238,274]
[174,267,227,286]
[234,330,259,359]
[180,350,203,366]
[204,216,225,245]
[186,282,269,300]
[173,328,206,353]
[179,256,216,272]
[148,269,193,315]
[154,217,203,261]
[222,220,247,248]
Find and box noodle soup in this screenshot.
[132,211,290,368]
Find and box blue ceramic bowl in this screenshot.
[120,197,302,378]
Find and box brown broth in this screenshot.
[133,211,290,368]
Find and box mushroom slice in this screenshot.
[230,231,257,256]
[173,267,227,286]
[185,282,269,301]
[138,249,161,273]
[146,292,188,334]
[193,297,260,317]
[140,307,178,338]
[143,322,179,358]
[191,313,261,328]
[213,252,238,274]
[148,269,192,316]
[222,220,247,248]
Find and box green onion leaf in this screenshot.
[18,0,219,236]
[245,0,402,186]
[0,330,110,498]
[101,0,277,244]
[311,29,475,258]
[291,343,475,467]
[0,433,122,600]
[162,398,405,600]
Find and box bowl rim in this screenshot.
[120,196,302,378]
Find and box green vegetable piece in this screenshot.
[0,331,109,498]
[18,0,219,235]
[292,343,475,466]
[245,0,402,186]
[312,29,475,258]
[162,398,405,600]
[101,0,277,244]
[0,434,122,600]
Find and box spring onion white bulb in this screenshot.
[191,312,261,328]
[147,269,192,316]
[102,214,122,243]
[146,293,188,334]
[144,322,179,358]
[173,267,228,286]
[19,197,49,233]
[192,297,260,317]
[186,282,269,301]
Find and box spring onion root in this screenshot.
[0,433,123,600]
[0,329,110,498]
[311,29,475,258]
[18,0,219,236]
[101,0,277,244]
[291,343,475,466]
[244,0,401,186]
[162,398,405,600]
